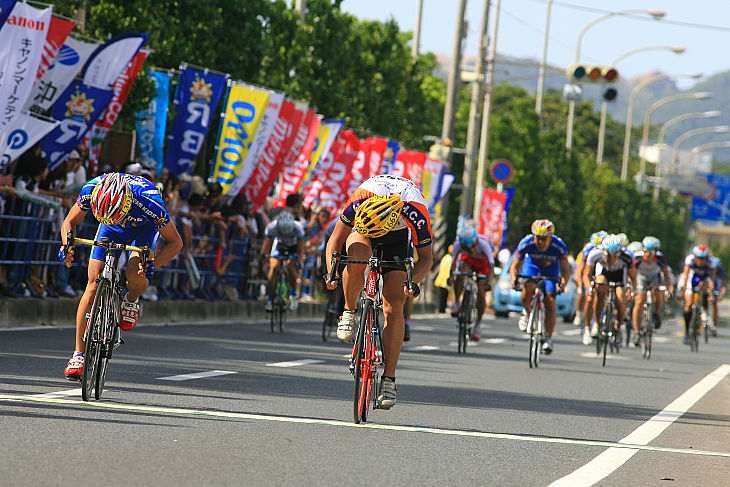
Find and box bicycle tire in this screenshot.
[82,279,110,401]
[689,305,700,352]
[602,302,613,367]
[457,290,472,354]
[353,300,372,424]
[95,289,119,400]
[641,302,652,359]
[703,307,709,344]
[534,306,543,368]
[528,299,539,368]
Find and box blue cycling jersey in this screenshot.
[515,234,568,269]
[77,174,171,230]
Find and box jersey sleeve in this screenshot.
[75,176,103,212]
[339,186,376,227]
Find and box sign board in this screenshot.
[691,174,730,222]
[490,159,514,183]
[660,174,710,194]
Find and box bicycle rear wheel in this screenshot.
[457,291,472,354]
[95,317,118,400]
[689,305,700,352]
[82,280,110,401]
[642,326,652,359]
[353,301,372,424]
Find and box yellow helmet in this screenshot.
[353,194,404,238]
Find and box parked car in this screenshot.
[492,253,577,322]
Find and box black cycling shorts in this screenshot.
[349,228,412,275]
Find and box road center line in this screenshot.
[549,363,730,486]
[31,388,81,398]
[1,392,728,459]
[158,370,237,381]
[266,359,324,367]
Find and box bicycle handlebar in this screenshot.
[64,230,150,268]
[325,250,419,297]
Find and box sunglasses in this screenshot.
[536,235,550,241]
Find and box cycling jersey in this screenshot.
[634,251,667,277]
[340,174,433,247]
[452,235,494,277]
[264,217,305,258]
[586,247,633,284]
[77,174,171,261]
[514,234,568,292]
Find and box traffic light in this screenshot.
[566,64,618,83]
[603,87,618,101]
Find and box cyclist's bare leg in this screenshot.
[633,291,646,334]
[654,288,664,317]
[476,278,488,322]
[125,254,149,301]
[544,294,556,337]
[615,286,627,328]
[75,259,104,352]
[452,261,467,306]
[266,257,279,296]
[520,281,536,313]
[286,259,299,291]
[593,275,608,321]
[342,232,369,311]
[584,291,595,330]
[382,271,407,378]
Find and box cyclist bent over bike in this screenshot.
[59,173,182,381]
[325,174,433,410]
[509,219,571,355]
[679,245,716,344]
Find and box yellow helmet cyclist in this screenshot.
[353,194,404,238]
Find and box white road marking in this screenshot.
[158,370,237,381]
[414,326,435,331]
[561,329,583,336]
[653,336,670,343]
[31,388,81,398]
[266,359,324,367]
[549,364,730,486]
[1,392,729,459]
[403,345,439,352]
[579,352,629,361]
[483,338,506,344]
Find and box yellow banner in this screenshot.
[302,123,333,184]
[212,84,270,194]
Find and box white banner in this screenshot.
[224,91,284,200]
[25,35,100,114]
[0,3,51,137]
[81,33,147,89]
[0,111,58,170]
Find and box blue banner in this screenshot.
[500,187,516,249]
[382,140,400,175]
[691,173,730,222]
[136,69,171,176]
[0,0,18,29]
[41,81,114,171]
[165,65,227,176]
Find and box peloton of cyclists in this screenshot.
[59,173,183,381]
[629,236,673,346]
[582,234,637,347]
[679,245,716,344]
[509,219,571,355]
[449,216,494,341]
[574,230,607,345]
[324,174,433,410]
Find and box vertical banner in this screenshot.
[500,187,516,249]
[381,140,400,175]
[0,3,51,137]
[421,157,444,211]
[41,80,113,170]
[0,0,18,28]
[478,188,508,249]
[81,33,148,90]
[166,64,227,176]
[136,69,172,174]
[275,110,321,206]
[306,139,349,215]
[211,82,270,194]
[87,50,148,171]
[393,150,427,187]
[25,35,100,114]
[35,15,75,82]
[224,90,284,198]
[302,118,344,185]
[0,113,57,170]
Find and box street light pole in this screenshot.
[566,9,666,151]
[596,45,685,163]
[412,0,424,58]
[535,0,554,116]
[658,110,721,144]
[671,125,730,173]
[620,72,701,180]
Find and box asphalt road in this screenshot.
[0,310,728,486]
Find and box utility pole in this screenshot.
[412,0,424,59]
[473,0,501,222]
[433,0,467,254]
[460,0,491,217]
[295,0,307,23]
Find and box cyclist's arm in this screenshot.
[680,265,690,292]
[324,219,351,281]
[60,204,87,243]
[152,221,183,269]
[662,267,673,293]
[628,266,638,291]
[259,236,273,257]
[413,243,433,284]
[582,264,594,293]
[559,255,571,289]
[509,254,522,286]
[297,237,306,266]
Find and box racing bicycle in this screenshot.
[63,231,151,401]
[269,250,291,334]
[594,281,623,367]
[452,270,486,354]
[327,245,417,424]
[637,284,667,359]
[517,275,559,368]
[687,287,709,352]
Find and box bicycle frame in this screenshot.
[595,281,622,366]
[688,287,708,352]
[518,275,557,368]
[270,252,290,334]
[452,270,482,354]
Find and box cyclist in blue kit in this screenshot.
[59,173,183,380]
[509,219,571,355]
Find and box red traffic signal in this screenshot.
[566,64,618,83]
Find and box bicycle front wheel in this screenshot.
[353,301,372,424]
[457,291,472,354]
[82,279,111,401]
[690,305,700,352]
[528,301,539,368]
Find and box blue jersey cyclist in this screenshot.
[59,173,183,381]
[679,245,716,344]
[508,219,571,355]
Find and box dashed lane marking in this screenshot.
[31,388,81,398]
[1,392,728,459]
[579,352,629,361]
[549,364,730,486]
[266,359,325,367]
[403,345,439,352]
[158,370,237,381]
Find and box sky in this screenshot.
[341,0,730,89]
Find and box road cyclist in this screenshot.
[449,216,494,342]
[708,256,726,337]
[508,219,571,356]
[574,230,607,345]
[261,211,305,312]
[59,173,183,381]
[324,174,433,411]
[679,245,716,345]
[582,234,637,350]
[630,236,673,347]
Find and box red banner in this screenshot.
[244,100,298,211]
[478,188,507,249]
[274,110,320,206]
[310,140,349,215]
[394,150,427,187]
[36,16,75,81]
[367,137,387,178]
